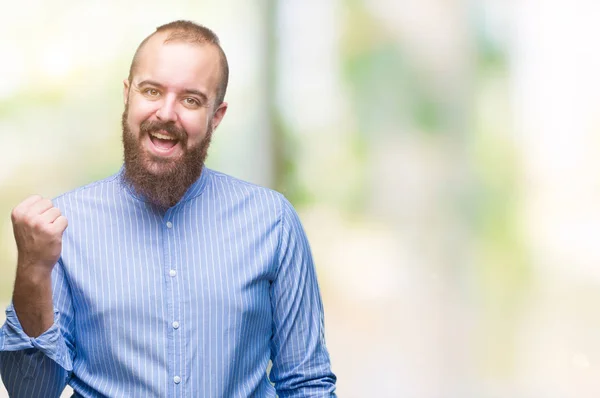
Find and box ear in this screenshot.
[123,79,130,105]
[211,102,228,131]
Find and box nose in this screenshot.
[155,96,177,122]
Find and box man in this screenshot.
[0,20,336,397]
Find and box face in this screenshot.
[122,33,227,208]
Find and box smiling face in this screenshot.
[122,31,227,207]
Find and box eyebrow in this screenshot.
[136,79,209,104]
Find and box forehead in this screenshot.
[133,34,221,96]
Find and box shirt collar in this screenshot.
[118,164,211,208]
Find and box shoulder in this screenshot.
[52,171,122,207]
[205,168,302,224]
[207,168,288,205]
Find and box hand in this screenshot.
[11,195,68,275]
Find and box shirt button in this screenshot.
[173,375,181,384]
[172,321,180,329]
[169,269,177,277]
[166,221,173,229]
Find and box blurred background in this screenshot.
[2,0,600,396]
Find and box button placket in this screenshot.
[163,213,181,391]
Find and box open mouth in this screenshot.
[149,130,179,150]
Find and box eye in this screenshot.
[144,88,160,97]
[184,97,200,107]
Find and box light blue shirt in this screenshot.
[0,167,336,397]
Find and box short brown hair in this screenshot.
[128,20,229,107]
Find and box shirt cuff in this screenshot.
[1,303,73,374]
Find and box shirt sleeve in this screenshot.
[0,259,75,398]
[269,196,337,397]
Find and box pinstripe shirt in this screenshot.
[0,167,336,397]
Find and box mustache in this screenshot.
[140,120,187,142]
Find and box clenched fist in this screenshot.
[10,195,68,337]
[11,195,68,274]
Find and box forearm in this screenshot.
[0,299,73,398]
[272,340,337,397]
[0,350,68,398]
[12,267,54,338]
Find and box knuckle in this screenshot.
[31,216,48,229]
[10,207,21,222]
[23,214,36,227]
[28,194,42,202]
[30,218,43,230]
[28,195,43,206]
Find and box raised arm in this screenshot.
[0,195,74,397]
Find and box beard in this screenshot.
[121,105,213,209]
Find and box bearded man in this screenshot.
[0,20,336,397]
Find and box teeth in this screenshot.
[150,131,176,140]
